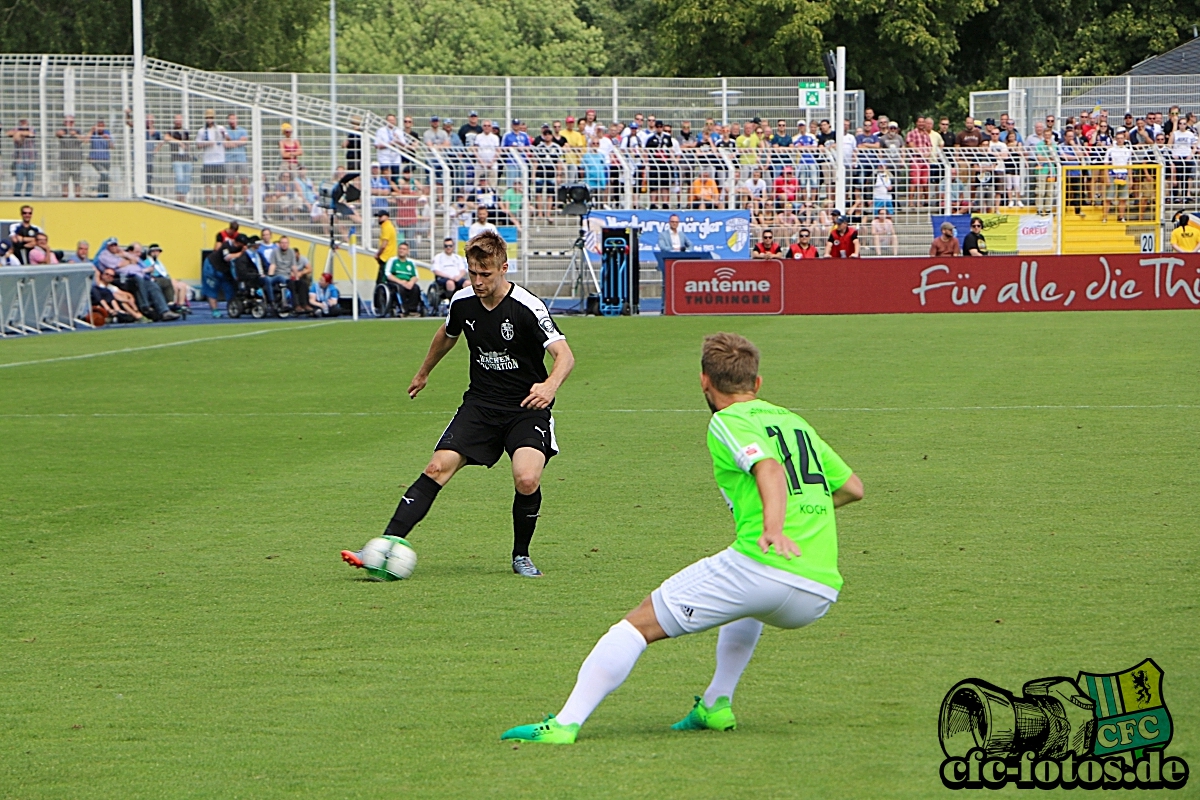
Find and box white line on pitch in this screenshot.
[1,403,1197,420]
[0,321,336,370]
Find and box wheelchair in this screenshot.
[425,279,458,316]
[226,267,290,319]
[374,279,429,318]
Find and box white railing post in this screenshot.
[834,47,847,214]
[38,56,49,197]
[718,148,736,210]
[132,0,147,198]
[942,152,951,216]
[518,151,530,276]
[290,72,299,132]
[611,77,619,125]
[1055,75,1062,133]
[397,74,404,118]
[181,73,189,130]
[1125,75,1132,117]
[121,68,133,198]
[251,103,263,223]
[721,77,728,126]
[505,77,512,131]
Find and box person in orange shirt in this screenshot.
[690,169,720,209]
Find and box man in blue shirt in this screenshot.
[225,113,250,208]
[501,119,531,148]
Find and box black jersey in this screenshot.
[444,283,566,410]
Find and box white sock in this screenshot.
[703,617,763,706]
[556,619,647,727]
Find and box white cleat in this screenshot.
[512,556,544,577]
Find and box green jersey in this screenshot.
[384,257,416,281]
[707,399,852,594]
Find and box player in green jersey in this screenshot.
[501,332,864,744]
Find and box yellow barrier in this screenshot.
[8,200,431,283]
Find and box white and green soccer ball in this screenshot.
[360,535,417,581]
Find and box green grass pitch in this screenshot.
[1,312,1197,798]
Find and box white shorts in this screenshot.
[651,548,833,638]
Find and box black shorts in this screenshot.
[435,403,558,468]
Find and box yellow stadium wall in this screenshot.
[6,200,430,283]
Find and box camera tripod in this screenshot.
[549,214,600,314]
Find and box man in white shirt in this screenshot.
[431,237,469,301]
[475,120,501,186]
[1104,130,1134,223]
[196,109,227,207]
[375,114,402,186]
[468,206,499,240]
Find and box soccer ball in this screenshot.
[360,536,417,581]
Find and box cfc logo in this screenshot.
[938,659,1188,790]
[500,320,514,341]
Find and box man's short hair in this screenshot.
[465,230,508,271]
[702,333,760,394]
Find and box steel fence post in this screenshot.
[38,56,49,197]
[612,77,619,125]
[251,103,263,224]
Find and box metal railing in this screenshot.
[219,72,866,133]
[972,74,1200,143]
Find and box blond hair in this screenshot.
[465,229,508,271]
[701,332,760,393]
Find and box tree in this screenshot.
[0,0,322,70]
[316,0,605,75]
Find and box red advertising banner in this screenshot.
[663,255,1200,315]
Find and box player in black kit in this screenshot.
[341,230,576,577]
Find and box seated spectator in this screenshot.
[144,243,191,312]
[93,266,149,323]
[751,229,781,258]
[431,237,468,297]
[963,217,988,256]
[870,209,898,256]
[786,228,819,259]
[274,235,312,312]
[381,241,422,316]
[309,272,341,316]
[690,169,719,209]
[29,232,59,264]
[8,204,40,264]
[930,222,961,257]
[659,214,692,251]
[501,181,525,230]
[64,239,90,263]
[0,241,18,266]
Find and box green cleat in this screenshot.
[671,695,737,731]
[500,714,579,745]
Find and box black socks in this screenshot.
[384,474,442,539]
[512,487,542,559]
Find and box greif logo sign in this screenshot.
[938,659,1189,790]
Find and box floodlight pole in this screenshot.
[132,0,147,198]
[834,46,847,214]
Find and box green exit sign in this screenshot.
[799,80,828,109]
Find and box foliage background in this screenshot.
[2,0,1200,122]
